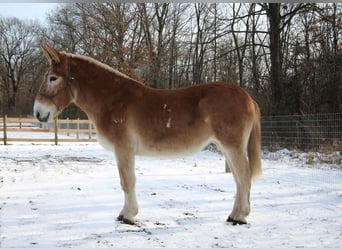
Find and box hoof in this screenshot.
[117,215,135,225]
[226,216,247,226]
[122,218,135,225]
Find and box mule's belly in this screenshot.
[135,134,213,158]
[136,140,212,158]
[132,110,214,157]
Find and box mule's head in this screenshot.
[33,44,74,122]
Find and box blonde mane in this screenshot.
[65,52,134,81]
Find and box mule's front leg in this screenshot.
[116,150,139,225]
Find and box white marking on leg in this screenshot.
[120,189,139,223]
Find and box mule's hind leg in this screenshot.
[115,148,139,225]
[223,147,252,225]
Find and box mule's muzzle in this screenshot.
[35,111,50,123]
[33,101,53,123]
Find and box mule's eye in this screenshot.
[49,76,58,82]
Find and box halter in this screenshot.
[37,59,75,111]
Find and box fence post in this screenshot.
[225,160,231,173]
[88,122,91,139]
[3,115,7,145]
[66,117,69,136]
[77,118,80,140]
[54,117,58,145]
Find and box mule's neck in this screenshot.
[69,56,143,122]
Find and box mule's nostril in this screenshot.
[35,112,50,123]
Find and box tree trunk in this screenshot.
[268,3,283,115]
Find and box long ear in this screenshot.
[40,43,61,64]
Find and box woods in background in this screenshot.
[0,3,341,117]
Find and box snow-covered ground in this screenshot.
[0,142,341,248]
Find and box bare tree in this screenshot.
[39,3,341,116]
[0,17,43,115]
[260,3,312,115]
[192,3,213,84]
[167,4,189,89]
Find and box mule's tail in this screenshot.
[248,101,262,180]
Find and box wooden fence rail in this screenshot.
[0,116,97,145]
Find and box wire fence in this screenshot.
[261,113,342,152]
